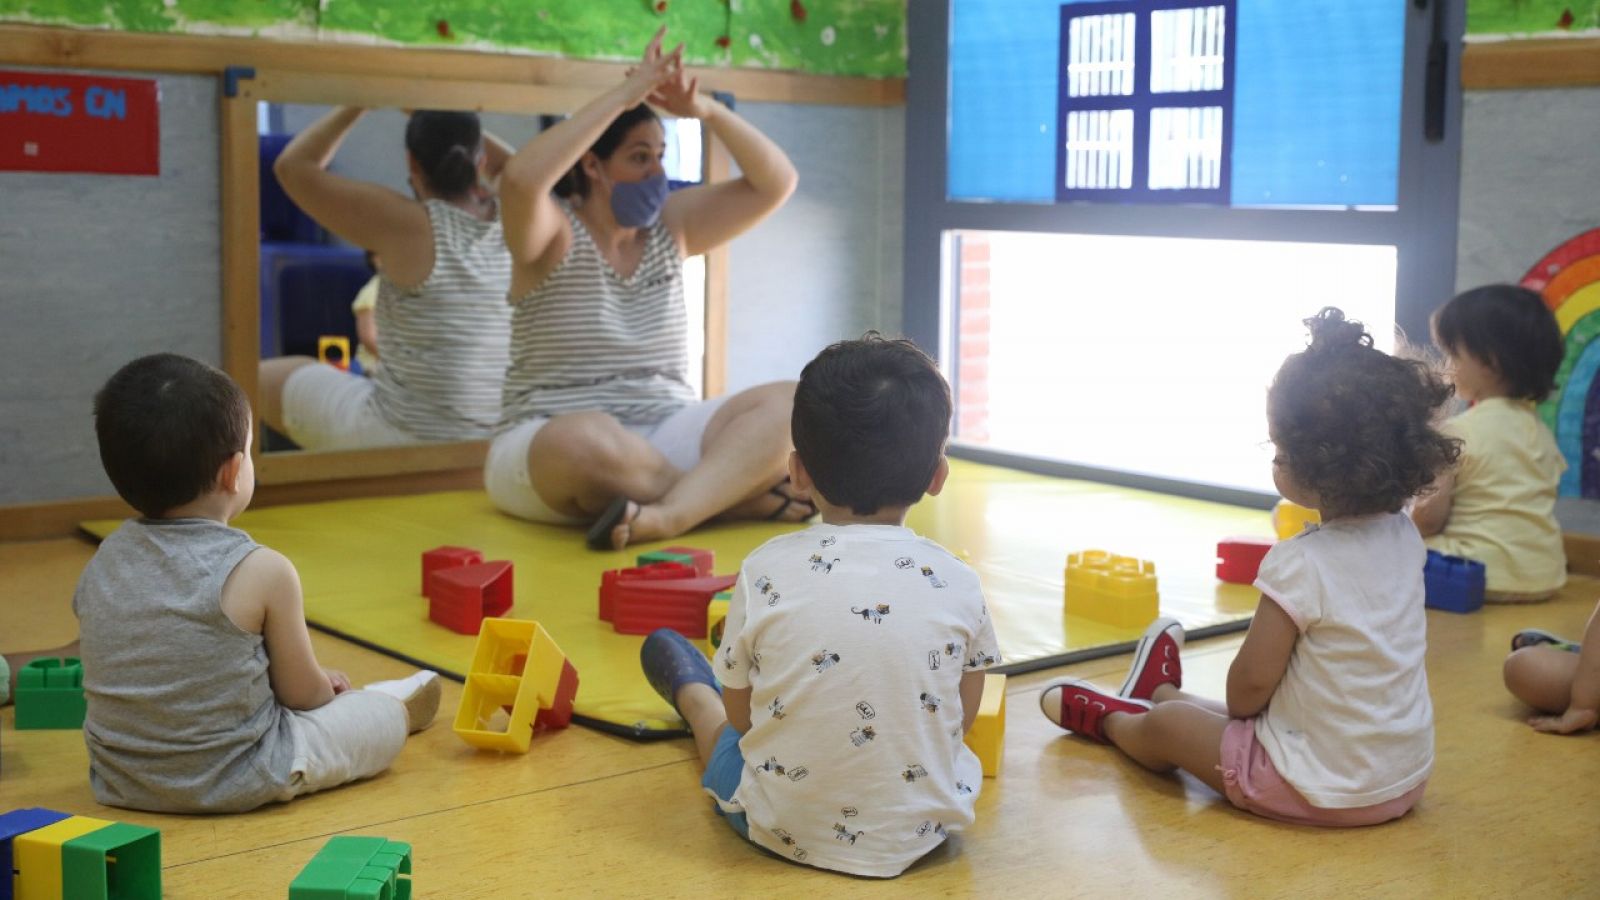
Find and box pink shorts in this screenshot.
[1219,719,1425,827]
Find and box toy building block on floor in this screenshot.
[453,619,578,753]
[1216,536,1275,584]
[636,545,714,576]
[1423,550,1486,614]
[962,672,1007,778]
[420,546,512,635]
[1064,551,1160,630]
[1,807,161,900]
[1272,499,1321,540]
[703,593,732,656]
[289,836,410,900]
[14,658,86,730]
[599,563,737,638]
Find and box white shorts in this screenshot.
[281,363,415,451]
[484,396,731,524]
[278,690,409,801]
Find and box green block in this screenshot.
[290,836,411,900]
[63,821,162,900]
[15,657,87,730]
[636,550,694,568]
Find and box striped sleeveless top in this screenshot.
[368,199,512,441]
[499,202,697,427]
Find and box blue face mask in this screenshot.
[609,173,670,228]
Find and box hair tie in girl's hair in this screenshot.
[1303,307,1373,352]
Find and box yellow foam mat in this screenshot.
[84,459,1268,737]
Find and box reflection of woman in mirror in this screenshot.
[259,108,514,450]
[492,28,806,550]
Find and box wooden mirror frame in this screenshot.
[222,68,731,490]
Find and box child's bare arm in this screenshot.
[223,548,334,710]
[958,669,986,735]
[1226,597,1297,718]
[723,686,753,734]
[1410,472,1454,537]
[1531,600,1600,734]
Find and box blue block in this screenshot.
[0,807,71,900]
[1423,550,1486,614]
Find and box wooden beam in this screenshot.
[0,24,905,107]
[1462,38,1600,90]
[256,440,489,485]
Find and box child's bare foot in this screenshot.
[366,671,442,733]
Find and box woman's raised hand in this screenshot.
[647,63,708,120]
[622,27,685,107]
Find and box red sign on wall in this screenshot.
[0,70,160,176]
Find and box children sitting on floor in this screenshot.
[1411,284,1567,601]
[1503,609,1598,734]
[75,353,441,813]
[639,334,999,876]
[1040,308,1459,827]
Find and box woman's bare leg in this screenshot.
[258,356,318,434]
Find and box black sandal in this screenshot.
[584,496,635,551]
[765,481,818,521]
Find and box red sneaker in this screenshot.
[1039,679,1151,743]
[1118,616,1184,701]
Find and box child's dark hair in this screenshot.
[405,110,481,198]
[1268,308,1460,518]
[554,105,660,199]
[94,354,252,518]
[792,333,952,516]
[1432,284,1564,402]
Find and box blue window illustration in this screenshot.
[1055,1,1236,203]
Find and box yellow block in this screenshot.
[963,673,1007,777]
[1064,550,1159,630]
[704,598,730,657]
[453,618,574,753]
[1271,499,1321,540]
[15,815,115,900]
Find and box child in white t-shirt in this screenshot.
[1040,308,1459,827]
[639,334,999,877]
[1411,284,1567,601]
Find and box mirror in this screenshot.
[252,101,710,457]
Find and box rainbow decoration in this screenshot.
[1525,228,1600,497]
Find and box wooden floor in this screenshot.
[3,537,1597,898]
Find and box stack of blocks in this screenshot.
[13,659,86,730]
[420,546,513,635]
[452,618,579,753]
[1423,550,1486,613]
[962,672,1006,777]
[0,807,160,900]
[1064,551,1159,630]
[289,836,410,900]
[598,547,735,638]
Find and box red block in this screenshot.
[607,574,739,638]
[421,545,483,595]
[659,546,715,576]
[427,560,513,635]
[534,658,581,731]
[598,562,698,621]
[1216,537,1274,584]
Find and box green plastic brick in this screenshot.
[289,837,412,900]
[635,550,695,568]
[62,821,162,900]
[14,657,87,730]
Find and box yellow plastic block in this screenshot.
[1064,550,1159,630]
[1272,499,1321,540]
[963,672,1006,777]
[453,618,577,753]
[15,814,114,900]
[703,598,730,657]
[317,335,351,370]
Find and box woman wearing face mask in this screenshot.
[492,29,805,550]
[261,108,513,450]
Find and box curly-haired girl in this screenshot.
[1412,284,1567,602]
[1038,308,1460,827]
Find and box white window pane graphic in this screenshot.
[1151,6,1225,93]
[1149,106,1223,190]
[1065,109,1134,190]
[1067,13,1136,97]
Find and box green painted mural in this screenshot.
[0,0,907,78]
[1468,1,1600,35]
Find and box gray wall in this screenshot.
[0,71,220,505]
[725,102,906,389]
[1456,87,1600,291]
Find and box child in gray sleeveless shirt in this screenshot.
[74,354,441,813]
